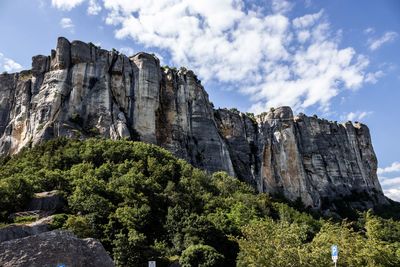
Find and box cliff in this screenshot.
[0,37,388,210]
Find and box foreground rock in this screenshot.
[0,230,114,267]
[0,216,53,243]
[0,37,388,210]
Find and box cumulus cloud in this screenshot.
[378,162,400,175]
[271,0,293,14]
[60,17,75,33]
[380,176,400,188]
[368,31,398,51]
[343,111,372,122]
[119,47,134,56]
[379,176,400,202]
[52,0,101,14]
[52,0,85,10]
[365,70,384,84]
[378,162,400,202]
[88,0,102,15]
[52,0,374,114]
[383,188,400,202]
[0,53,23,73]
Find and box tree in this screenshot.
[180,244,224,267]
[236,218,307,267]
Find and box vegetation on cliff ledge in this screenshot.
[0,138,399,266]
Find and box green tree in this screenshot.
[236,218,307,267]
[180,244,224,267]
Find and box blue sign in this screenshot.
[331,245,338,257]
[57,264,65,267]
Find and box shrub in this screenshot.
[180,244,224,267]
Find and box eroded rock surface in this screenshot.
[0,230,114,267]
[0,37,387,210]
[0,216,53,243]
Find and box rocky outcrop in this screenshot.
[0,230,114,267]
[26,190,66,212]
[0,216,53,243]
[0,37,387,210]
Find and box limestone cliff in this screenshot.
[0,37,387,210]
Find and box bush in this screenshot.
[180,244,224,267]
[49,213,69,230]
[0,177,33,220]
[64,215,94,238]
[14,215,39,224]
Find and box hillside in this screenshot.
[0,139,399,266]
[0,37,389,211]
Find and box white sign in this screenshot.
[332,255,338,262]
[148,261,156,267]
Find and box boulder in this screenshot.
[0,216,53,243]
[0,230,114,267]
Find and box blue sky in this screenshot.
[0,0,399,200]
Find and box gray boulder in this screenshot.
[0,230,114,267]
[0,216,53,243]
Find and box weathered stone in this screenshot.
[216,106,388,209]
[0,230,114,267]
[0,216,53,243]
[0,37,388,211]
[131,52,161,143]
[26,190,66,212]
[70,40,91,65]
[51,37,71,70]
[32,55,50,76]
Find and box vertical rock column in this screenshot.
[214,109,259,186]
[258,107,314,207]
[131,53,161,143]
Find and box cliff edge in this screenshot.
[0,37,388,210]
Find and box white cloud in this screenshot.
[368,31,398,51]
[379,176,400,202]
[293,10,323,28]
[52,0,85,10]
[365,70,384,84]
[0,53,23,73]
[88,0,102,15]
[363,27,374,35]
[60,17,75,33]
[378,162,400,175]
[380,176,400,188]
[52,0,374,114]
[271,0,293,14]
[343,111,372,122]
[378,163,400,201]
[119,47,134,56]
[383,188,400,202]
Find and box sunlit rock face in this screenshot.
[0,37,387,210]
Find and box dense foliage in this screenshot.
[0,138,399,266]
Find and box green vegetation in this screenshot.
[0,138,399,266]
[13,215,39,224]
[229,108,240,114]
[244,112,256,123]
[69,112,83,126]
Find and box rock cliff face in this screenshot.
[215,107,387,210]
[0,37,387,210]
